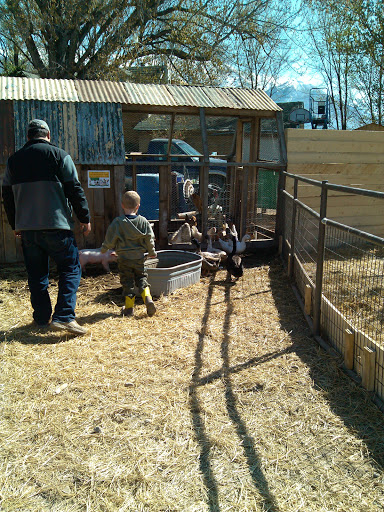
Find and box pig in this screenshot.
[79,248,117,273]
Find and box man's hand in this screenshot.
[80,223,91,236]
[148,252,157,259]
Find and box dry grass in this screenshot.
[1,255,384,512]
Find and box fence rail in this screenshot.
[281,172,384,405]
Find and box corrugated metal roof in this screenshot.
[76,102,125,164]
[0,77,281,112]
[75,80,130,104]
[227,88,280,111]
[124,83,178,107]
[14,100,78,159]
[0,77,79,102]
[199,87,244,109]
[165,85,216,108]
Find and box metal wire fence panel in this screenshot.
[246,168,278,239]
[259,118,280,162]
[282,171,384,402]
[322,226,384,363]
[294,204,318,278]
[205,115,238,158]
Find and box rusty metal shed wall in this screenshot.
[14,101,78,159]
[0,101,15,164]
[76,102,125,164]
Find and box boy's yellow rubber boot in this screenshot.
[141,287,156,317]
[122,295,135,316]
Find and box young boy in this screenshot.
[101,191,157,317]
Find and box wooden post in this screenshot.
[276,169,286,243]
[313,180,328,336]
[276,111,287,166]
[289,178,298,279]
[287,253,292,276]
[167,113,175,155]
[275,110,287,243]
[132,155,137,191]
[278,235,283,255]
[248,118,260,227]
[304,284,312,316]
[232,120,244,227]
[361,346,376,392]
[240,164,249,238]
[344,329,355,370]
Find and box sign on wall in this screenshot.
[88,170,111,188]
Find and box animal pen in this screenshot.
[2,77,384,407]
[279,173,384,408]
[0,77,286,263]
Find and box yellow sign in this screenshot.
[88,170,110,188]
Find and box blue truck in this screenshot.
[127,138,227,185]
[125,139,228,219]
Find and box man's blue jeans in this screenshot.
[21,230,81,325]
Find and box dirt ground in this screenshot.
[1,253,384,512]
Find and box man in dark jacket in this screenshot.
[2,119,91,335]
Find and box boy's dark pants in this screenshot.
[118,258,149,297]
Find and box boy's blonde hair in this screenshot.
[122,190,140,210]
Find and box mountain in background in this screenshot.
[269,80,315,110]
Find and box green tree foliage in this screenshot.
[0,0,277,82]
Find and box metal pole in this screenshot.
[313,180,328,336]
[199,107,209,235]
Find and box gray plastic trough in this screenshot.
[144,250,203,296]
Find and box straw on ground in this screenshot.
[1,256,384,512]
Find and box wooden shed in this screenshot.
[0,77,286,263]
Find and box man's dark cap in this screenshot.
[28,119,50,131]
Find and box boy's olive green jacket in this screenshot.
[101,215,156,260]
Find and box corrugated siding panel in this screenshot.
[14,101,78,160]
[0,101,15,164]
[0,77,79,101]
[124,83,177,106]
[76,103,125,164]
[75,80,131,103]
